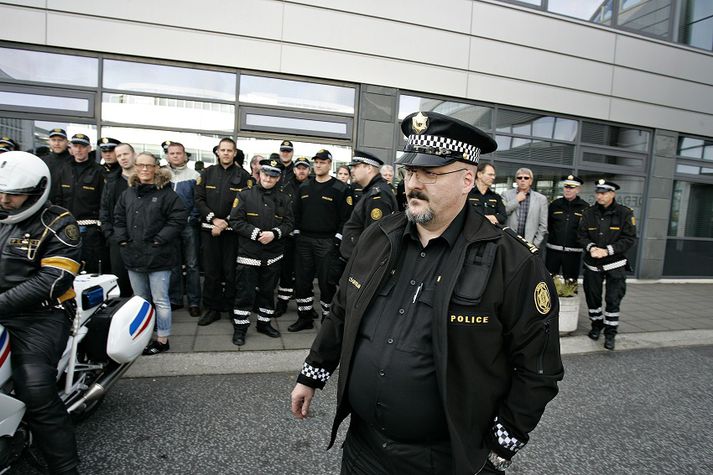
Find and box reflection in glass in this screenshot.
[240,75,355,114]
[100,126,221,167]
[103,60,236,101]
[0,117,96,153]
[236,137,353,172]
[244,113,347,135]
[581,122,650,151]
[663,239,713,276]
[496,109,577,141]
[668,181,713,238]
[0,48,98,87]
[583,152,644,168]
[549,0,613,25]
[102,94,234,132]
[680,0,713,50]
[617,0,673,37]
[494,135,575,166]
[398,95,493,130]
[0,91,89,112]
[677,136,713,160]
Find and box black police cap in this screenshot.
[397,111,496,168]
[98,137,121,150]
[70,134,91,146]
[294,156,311,168]
[595,179,620,192]
[48,128,67,139]
[561,175,583,187]
[259,157,285,176]
[0,137,17,150]
[313,149,332,161]
[349,150,384,168]
[279,140,294,152]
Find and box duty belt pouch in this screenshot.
[451,241,497,306]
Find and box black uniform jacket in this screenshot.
[113,169,187,273]
[55,159,105,222]
[195,163,254,231]
[294,177,351,238]
[340,175,397,260]
[578,199,637,271]
[298,204,564,474]
[42,149,71,204]
[99,174,129,240]
[468,186,506,224]
[0,204,81,314]
[547,196,589,250]
[228,183,294,264]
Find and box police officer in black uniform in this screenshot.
[291,112,563,474]
[279,139,296,184]
[545,175,589,280]
[289,149,352,332]
[228,158,294,346]
[578,179,637,350]
[468,161,506,225]
[56,133,105,273]
[340,150,397,261]
[98,137,121,180]
[42,128,71,204]
[0,151,81,474]
[195,137,254,326]
[275,156,312,316]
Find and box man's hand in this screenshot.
[211,218,229,237]
[485,215,499,225]
[291,383,316,420]
[516,191,528,203]
[258,231,275,245]
[590,247,608,259]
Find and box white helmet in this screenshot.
[0,151,51,224]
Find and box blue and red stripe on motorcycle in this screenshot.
[129,301,154,340]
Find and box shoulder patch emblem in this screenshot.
[196,175,202,185]
[346,195,353,206]
[233,198,239,208]
[370,208,383,220]
[631,216,636,226]
[64,224,80,242]
[534,282,551,315]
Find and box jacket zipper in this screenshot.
[537,316,555,375]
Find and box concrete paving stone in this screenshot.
[195,318,233,335]
[282,331,319,350]
[164,335,194,353]
[239,332,285,351]
[688,318,713,329]
[645,319,696,331]
[171,321,200,336]
[193,334,241,352]
[633,321,672,332]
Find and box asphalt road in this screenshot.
[11,345,713,474]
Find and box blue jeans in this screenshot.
[170,224,202,307]
[128,270,172,338]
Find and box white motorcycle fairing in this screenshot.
[107,296,154,364]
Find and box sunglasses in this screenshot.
[516,176,531,180]
[564,185,578,189]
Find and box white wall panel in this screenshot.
[282,3,470,70]
[45,12,282,72]
[469,37,614,95]
[614,35,713,86]
[47,0,284,41]
[290,0,473,33]
[0,5,46,44]
[610,99,713,136]
[4,0,45,7]
[281,44,468,98]
[471,1,616,63]
[466,72,611,120]
[612,67,713,115]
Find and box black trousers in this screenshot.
[276,236,295,303]
[294,236,336,319]
[0,311,78,473]
[583,267,627,335]
[201,231,238,312]
[79,225,106,274]
[233,263,280,328]
[108,239,132,297]
[545,250,582,280]
[341,417,505,474]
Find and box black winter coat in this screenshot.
[113,169,187,272]
[298,204,564,474]
[578,199,637,271]
[547,196,589,250]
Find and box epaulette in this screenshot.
[331,179,347,192]
[501,226,539,254]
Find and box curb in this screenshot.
[125,329,713,378]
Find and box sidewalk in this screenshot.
[126,282,713,377]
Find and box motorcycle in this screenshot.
[0,273,154,471]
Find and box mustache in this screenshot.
[407,191,429,201]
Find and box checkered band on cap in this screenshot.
[353,156,381,167]
[405,134,481,162]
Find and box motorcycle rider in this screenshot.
[0,151,81,473]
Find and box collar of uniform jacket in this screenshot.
[403,203,467,248]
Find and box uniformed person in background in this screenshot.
[55,133,105,273]
[195,137,254,326]
[98,137,121,180]
[275,156,312,317]
[42,128,71,203]
[340,150,397,261]
[100,142,136,296]
[289,149,352,332]
[468,161,506,225]
[291,111,563,474]
[0,136,18,151]
[546,175,588,280]
[228,158,294,346]
[578,179,637,351]
[278,139,295,184]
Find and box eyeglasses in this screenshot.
[516,176,531,180]
[563,185,578,189]
[136,164,156,170]
[403,167,466,185]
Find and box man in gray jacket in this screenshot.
[502,167,548,248]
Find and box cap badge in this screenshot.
[568,175,574,180]
[102,138,109,144]
[598,179,605,185]
[270,160,278,167]
[412,112,429,134]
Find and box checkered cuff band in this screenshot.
[251,228,261,241]
[296,297,313,304]
[493,417,525,454]
[272,227,282,239]
[233,318,249,325]
[258,307,274,315]
[301,362,331,383]
[405,134,481,162]
[206,212,215,223]
[237,256,261,266]
[607,245,614,255]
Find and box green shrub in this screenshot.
[553,274,578,298]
